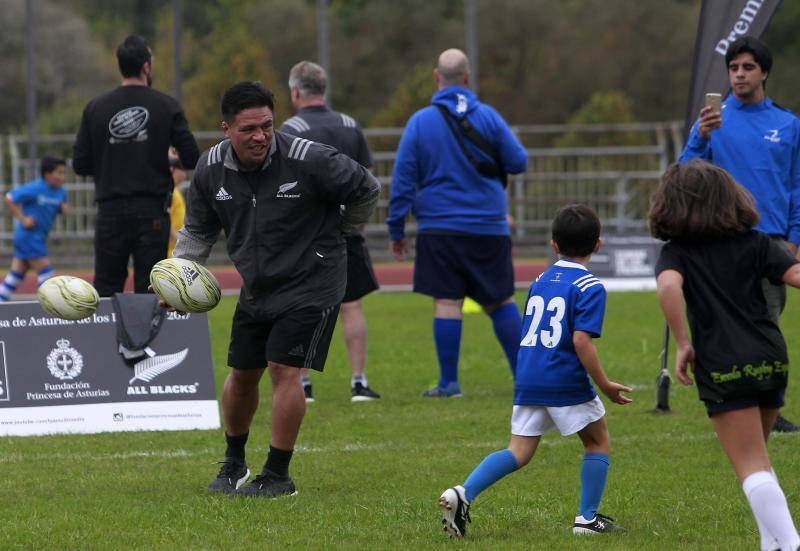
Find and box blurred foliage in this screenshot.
[179,2,289,130]
[6,0,800,137]
[555,91,647,147]
[0,0,116,135]
[369,64,437,127]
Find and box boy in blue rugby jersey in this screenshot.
[438,204,632,538]
[0,157,68,302]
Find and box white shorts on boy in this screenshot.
[511,396,606,436]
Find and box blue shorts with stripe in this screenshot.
[13,234,48,260]
[413,232,515,305]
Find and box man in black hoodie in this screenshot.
[73,35,199,296]
[175,81,380,498]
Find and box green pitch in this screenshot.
[1,290,798,550]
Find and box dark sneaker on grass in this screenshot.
[208,459,250,494]
[573,513,625,534]
[773,414,800,433]
[422,382,463,398]
[236,470,298,498]
[303,384,315,403]
[438,485,471,538]
[351,382,381,402]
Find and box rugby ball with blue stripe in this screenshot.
[150,258,221,313]
[37,275,100,320]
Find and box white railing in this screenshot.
[0,121,684,265]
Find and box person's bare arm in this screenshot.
[656,270,695,385]
[4,194,35,228]
[782,262,800,288]
[389,238,408,261]
[573,330,632,404]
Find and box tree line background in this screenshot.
[3,0,800,137]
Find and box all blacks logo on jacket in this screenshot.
[108,106,150,141]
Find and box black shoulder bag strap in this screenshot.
[435,104,508,188]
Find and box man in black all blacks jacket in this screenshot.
[73,35,200,296]
[173,82,380,497]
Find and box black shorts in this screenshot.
[413,233,515,305]
[227,303,340,372]
[343,234,379,302]
[704,388,785,417]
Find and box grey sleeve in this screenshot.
[173,162,222,263]
[341,171,380,227]
[172,228,215,263]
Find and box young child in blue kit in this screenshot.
[438,204,632,538]
[1,157,68,301]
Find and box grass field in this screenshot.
[1,289,799,550]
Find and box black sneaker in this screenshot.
[773,414,800,433]
[236,469,298,498]
[208,459,250,494]
[351,382,381,402]
[573,513,625,534]
[438,485,471,538]
[303,384,315,403]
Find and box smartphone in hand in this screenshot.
[705,93,722,114]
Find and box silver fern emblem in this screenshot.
[129,349,189,383]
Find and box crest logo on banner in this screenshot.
[46,339,83,381]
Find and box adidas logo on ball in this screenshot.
[150,258,221,314]
[182,266,200,285]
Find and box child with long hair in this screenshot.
[651,159,800,551]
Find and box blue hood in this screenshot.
[387,84,528,241]
[431,86,481,118]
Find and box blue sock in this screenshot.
[463,449,519,502]
[490,303,522,376]
[579,452,610,520]
[434,318,461,388]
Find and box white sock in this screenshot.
[351,374,367,388]
[37,268,54,286]
[754,514,779,551]
[743,471,800,551]
[0,271,23,301]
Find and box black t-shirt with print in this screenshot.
[655,230,797,402]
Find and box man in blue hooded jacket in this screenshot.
[387,48,528,397]
[681,36,800,433]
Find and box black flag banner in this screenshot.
[685,0,782,136]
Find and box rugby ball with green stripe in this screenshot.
[37,275,100,320]
[150,258,221,313]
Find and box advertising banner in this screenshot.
[547,235,662,291]
[588,236,662,291]
[0,299,220,436]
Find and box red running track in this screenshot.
[14,261,548,294]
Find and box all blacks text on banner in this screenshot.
[0,298,220,436]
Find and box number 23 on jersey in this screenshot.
[520,295,566,348]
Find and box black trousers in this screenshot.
[94,199,170,297]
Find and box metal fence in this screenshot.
[0,122,684,266]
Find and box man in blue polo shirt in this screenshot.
[0,157,68,301]
[681,36,800,433]
[387,48,528,397]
